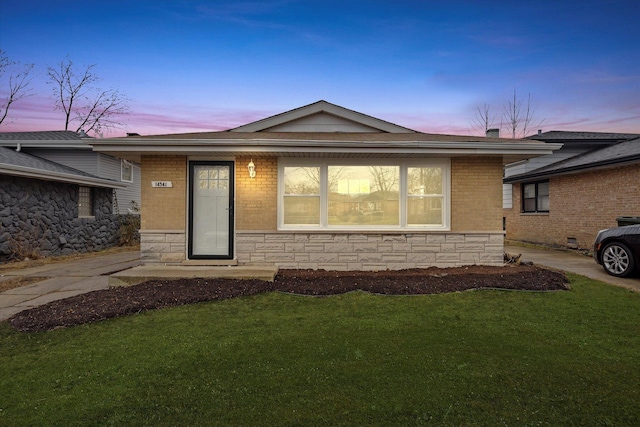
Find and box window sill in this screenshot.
[78,216,96,220]
[519,212,549,216]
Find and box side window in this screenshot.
[78,186,95,217]
[121,160,133,183]
[522,181,549,213]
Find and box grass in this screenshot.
[1,274,639,426]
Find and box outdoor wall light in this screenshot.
[247,159,256,178]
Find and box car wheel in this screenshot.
[601,242,636,277]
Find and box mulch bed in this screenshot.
[7,265,569,332]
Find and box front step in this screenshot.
[110,264,279,287]
[181,259,238,266]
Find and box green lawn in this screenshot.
[1,274,639,426]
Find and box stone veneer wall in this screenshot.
[236,231,504,270]
[139,230,186,263]
[0,175,121,260]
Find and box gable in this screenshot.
[262,112,384,133]
[229,100,417,133]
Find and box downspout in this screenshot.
[15,143,21,152]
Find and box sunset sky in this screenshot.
[1,0,638,137]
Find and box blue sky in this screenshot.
[1,0,639,136]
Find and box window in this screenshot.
[279,160,449,230]
[121,160,133,182]
[522,181,549,213]
[78,186,94,217]
[283,166,320,225]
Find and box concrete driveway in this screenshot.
[505,244,640,292]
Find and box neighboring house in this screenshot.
[0,131,141,214]
[504,132,640,249]
[0,146,127,260]
[91,100,559,270]
[503,131,639,209]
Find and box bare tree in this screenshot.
[469,103,496,136]
[502,89,544,139]
[47,57,129,135]
[0,50,33,126]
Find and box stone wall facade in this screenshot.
[504,163,640,249]
[0,175,122,260]
[139,230,186,264]
[236,231,504,270]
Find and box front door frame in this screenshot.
[188,160,235,259]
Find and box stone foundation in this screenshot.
[140,230,186,264]
[236,231,504,270]
[140,230,505,270]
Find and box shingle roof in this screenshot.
[0,130,91,140]
[127,131,527,143]
[0,146,125,188]
[0,146,97,177]
[526,131,640,141]
[504,137,640,182]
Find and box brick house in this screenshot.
[504,134,640,250]
[91,101,559,270]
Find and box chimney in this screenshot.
[538,129,542,136]
[486,128,500,138]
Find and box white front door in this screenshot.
[189,161,234,259]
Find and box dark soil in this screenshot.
[7,265,569,332]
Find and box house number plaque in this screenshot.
[151,181,173,188]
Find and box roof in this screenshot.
[0,130,94,150]
[505,137,640,183]
[526,130,639,143]
[0,130,90,140]
[0,146,126,188]
[228,100,418,133]
[91,101,562,164]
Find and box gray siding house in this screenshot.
[0,131,141,213]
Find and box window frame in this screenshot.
[521,180,549,213]
[277,158,450,231]
[78,186,95,218]
[121,159,133,183]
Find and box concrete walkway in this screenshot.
[0,251,142,321]
[1,245,638,322]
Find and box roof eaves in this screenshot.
[504,154,640,183]
[0,164,127,188]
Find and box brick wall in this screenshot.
[140,155,187,230]
[451,157,503,232]
[505,164,640,249]
[235,156,278,230]
[139,155,508,267]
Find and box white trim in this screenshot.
[277,158,451,232]
[121,159,133,182]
